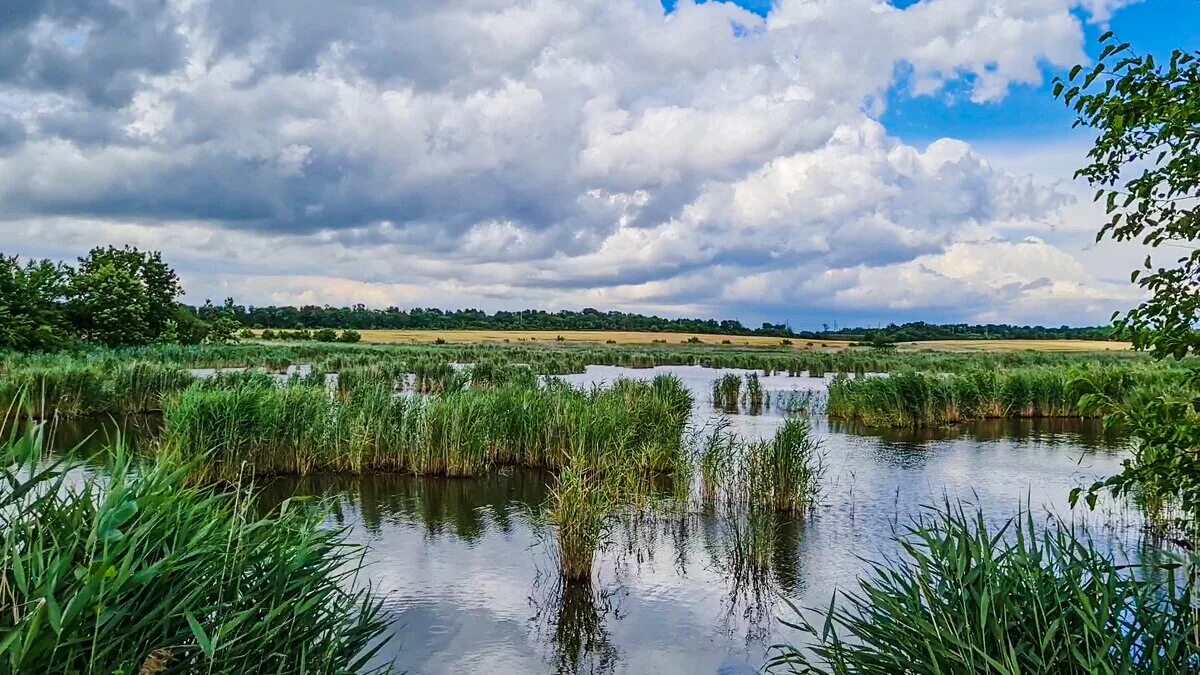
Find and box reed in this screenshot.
[713,373,742,409]
[744,419,823,514]
[767,504,1200,673]
[547,463,616,582]
[744,372,766,410]
[0,419,389,673]
[826,365,1174,427]
[159,375,693,480]
[0,360,194,418]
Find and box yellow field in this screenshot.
[901,339,1132,352]
[338,330,1129,352]
[350,329,851,348]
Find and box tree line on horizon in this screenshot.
[3,247,1117,352]
[195,300,1116,342]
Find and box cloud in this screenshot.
[0,0,1142,326]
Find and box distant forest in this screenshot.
[192,301,1116,342]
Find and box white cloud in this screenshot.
[0,0,1147,326]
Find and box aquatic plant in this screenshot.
[826,365,1173,427]
[713,373,742,409]
[767,505,1199,674]
[0,360,194,418]
[546,463,615,582]
[744,372,766,410]
[0,418,389,673]
[745,419,823,514]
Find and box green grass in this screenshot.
[0,360,194,418]
[713,373,742,409]
[826,365,1180,427]
[767,504,1199,673]
[160,374,693,480]
[0,417,389,673]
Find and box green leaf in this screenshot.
[186,611,215,659]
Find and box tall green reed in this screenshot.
[0,417,390,674]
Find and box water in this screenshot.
[239,365,1137,675]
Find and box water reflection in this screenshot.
[26,365,1143,674]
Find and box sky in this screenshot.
[0,0,1195,329]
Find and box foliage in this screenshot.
[768,505,1199,674]
[0,419,390,673]
[67,246,183,347]
[0,254,71,352]
[1057,27,1200,538]
[1056,33,1200,358]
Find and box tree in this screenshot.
[69,246,182,346]
[67,262,152,347]
[1057,31,1200,538]
[0,254,72,351]
[1056,33,1200,358]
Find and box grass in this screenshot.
[826,364,1180,427]
[160,374,693,480]
[767,504,1199,673]
[0,416,389,673]
[0,360,194,418]
[713,373,742,409]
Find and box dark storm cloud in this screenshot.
[1,0,185,107]
[0,113,25,152]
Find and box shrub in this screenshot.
[337,329,362,343]
[313,328,338,342]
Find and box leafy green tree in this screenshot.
[68,246,183,347]
[0,254,72,351]
[206,315,240,344]
[1057,31,1200,537]
[67,262,152,347]
[165,306,210,345]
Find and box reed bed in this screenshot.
[0,419,389,673]
[0,360,194,417]
[2,338,1152,381]
[160,375,694,481]
[768,505,1199,673]
[826,365,1179,427]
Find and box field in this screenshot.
[323,330,1129,352]
[344,329,845,347]
[903,339,1132,352]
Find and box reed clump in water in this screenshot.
[160,374,693,480]
[0,360,194,418]
[0,417,389,673]
[744,419,823,514]
[744,372,766,411]
[712,373,742,410]
[547,462,616,582]
[826,365,1171,427]
[767,505,1200,673]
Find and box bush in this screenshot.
[237,328,255,339]
[261,328,277,339]
[337,329,362,343]
[768,505,1199,674]
[313,328,338,342]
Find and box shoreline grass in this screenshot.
[826,365,1179,427]
[0,419,389,673]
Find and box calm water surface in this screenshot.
[244,365,1137,675]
